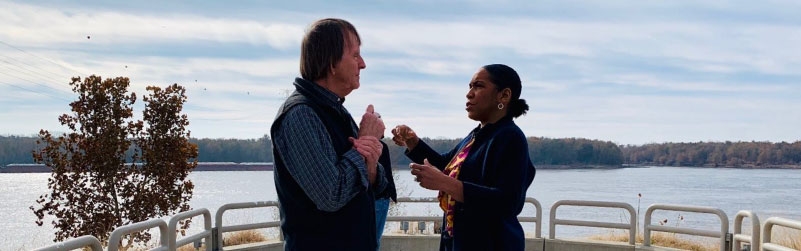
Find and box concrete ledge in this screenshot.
[634,245,684,251]
[526,238,546,251]
[223,236,685,251]
[225,240,283,251]
[380,235,440,251]
[545,238,637,251]
[543,238,685,251]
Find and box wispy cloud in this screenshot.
[0,2,305,49]
[1,0,800,144]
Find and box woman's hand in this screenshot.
[391,124,419,150]
[409,159,463,203]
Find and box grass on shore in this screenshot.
[75,230,271,251]
[592,227,801,251]
[85,227,801,251]
[172,230,271,251]
[773,227,801,250]
[173,228,800,251]
[590,232,716,251]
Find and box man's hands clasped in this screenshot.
[351,104,385,185]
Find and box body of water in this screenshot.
[1,167,799,250]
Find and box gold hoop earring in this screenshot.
[497,103,504,110]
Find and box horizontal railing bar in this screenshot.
[386,216,442,222]
[221,222,280,233]
[550,199,636,244]
[647,225,722,238]
[762,243,796,251]
[176,230,212,247]
[643,203,729,251]
[31,235,103,251]
[553,219,632,230]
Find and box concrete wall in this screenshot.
[545,239,637,251]
[226,236,684,251]
[225,240,282,251]
[380,235,441,251]
[526,238,546,251]
[378,235,666,251]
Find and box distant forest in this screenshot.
[2,135,800,168]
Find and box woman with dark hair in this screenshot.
[392,64,536,251]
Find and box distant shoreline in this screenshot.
[3,162,799,173]
[0,162,274,173]
[621,163,801,169]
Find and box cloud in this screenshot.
[0,2,305,49]
[2,0,801,144]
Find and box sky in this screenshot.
[1,0,800,145]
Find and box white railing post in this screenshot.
[169,208,213,251]
[108,218,169,251]
[521,197,543,238]
[549,200,637,245]
[214,201,282,250]
[31,235,103,251]
[643,204,729,251]
[762,217,801,251]
[733,210,760,251]
[389,197,542,238]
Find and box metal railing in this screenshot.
[733,210,760,251]
[32,198,801,251]
[386,197,443,223]
[549,200,637,244]
[643,204,730,251]
[387,197,542,237]
[522,197,543,238]
[169,208,212,251]
[31,235,103,251]
[762,217,801,251]
[214,201,281,251]
[108,218,169,251]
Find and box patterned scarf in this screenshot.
[437,137,476,237]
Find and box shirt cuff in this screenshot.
[405,140,429,163]
[344,148,370,190]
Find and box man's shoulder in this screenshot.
[284,102,313,112]
[271,102,319,133]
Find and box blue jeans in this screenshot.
[375,198,390,250]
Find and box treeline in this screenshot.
[0,135,37,165]
[383,137,623,167]
[0,135,275,165]
[621,141,801,168]
[2,135,623,167]
[5,135,800,168]
[191,136,273,162]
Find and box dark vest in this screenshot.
[375,141,397,201]
[270,78,377,251]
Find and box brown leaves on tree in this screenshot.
[30,76,198,247]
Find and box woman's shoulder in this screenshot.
[492,120,526,139]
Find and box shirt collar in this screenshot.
[293,77,346,107]
[471,116,513,140]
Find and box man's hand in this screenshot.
[358,104,385,139]
[349,136,382,185]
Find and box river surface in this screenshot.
[1,167,799,250]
